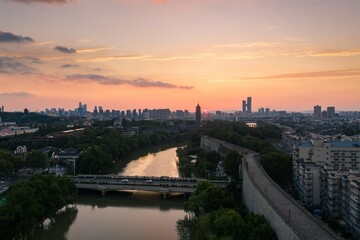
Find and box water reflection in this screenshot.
[31,207,78,240]
[76,190,185,212]
[32,147,186,240]
[119,147,180,177]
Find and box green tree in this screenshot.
[210,209,244,239]
[244,213,277,240]
[260,151,292,185]
[149,133,161,145]
[78,145,113,174]
[26,150,48,169]
[223,150,242,180]
[185,181,225,216]
[0,174,77,239]
[205,151,221,172]
[0,149,24,173]
[0,159,14,178]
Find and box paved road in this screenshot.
[245,154,339,240]
[0,181,10,194]
[71,175,228,192]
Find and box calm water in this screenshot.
[32,147,186,240]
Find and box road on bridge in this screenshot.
[70,175,228,195]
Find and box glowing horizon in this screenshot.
[0,0,359,112]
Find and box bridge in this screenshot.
[70,175,228,198]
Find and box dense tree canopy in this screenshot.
[260,152,292,185]
[223,150,243,180]
[202,121,281,154]
[26,150,48,169]
[178,182,277,240]
[0,149,24,177]
[79,145,113,174]
[0,174,77,239]
[185,181,225,216]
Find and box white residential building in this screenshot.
[342,173,360,237]
[321,167,350,218]
[294,140,360,238]
[14,145,27,155]
[298,140,360,169]
[293,161,322,206]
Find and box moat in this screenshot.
[31,147,186,240]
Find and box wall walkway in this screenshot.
[201,136,339,240]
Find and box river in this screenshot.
[31,147,187,240]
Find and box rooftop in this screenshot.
[299,141,360,148]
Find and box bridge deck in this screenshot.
[70,175,228,194]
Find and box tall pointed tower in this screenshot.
[195,102,201,123]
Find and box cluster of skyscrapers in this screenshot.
[42,102,193,120]
[242,97,252,116]
[314,105,336,120]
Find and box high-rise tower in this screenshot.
[247,97,252,115]
[314,105,321,120]
[195,102,201,123]
[327,106,335,118]
[242,100,247,113]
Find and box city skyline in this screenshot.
[1,0,360,112]
[0,100,352,115]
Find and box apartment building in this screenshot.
[298,140,360,169]
[342,173,360,236]
[293,161,322,206]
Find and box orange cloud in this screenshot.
[77,47,115,53]
[77,54,151,62]
[212,41,282,49]
[242,68,360,80]
[308,49,360,57]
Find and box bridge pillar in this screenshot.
[162,192,167,199]
[101,189,106,196]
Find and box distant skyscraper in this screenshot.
[265,107,270,116]
[314,105,322,120]
[327,106,335,118]
[132,109,137,119]
[195,103,201,123]
[247,97,252,114]
[242,100,247,113]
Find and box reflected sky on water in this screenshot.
[32,147,186,240]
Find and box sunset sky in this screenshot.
[0,0,359,112]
